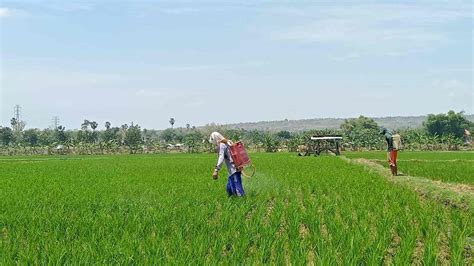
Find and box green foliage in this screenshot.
[169,117,176,128]
[286,133,302,152]
[424,111,473,139]
[184,130,203,153]
[275,130,291,140]
[341,115,379,133]
[38,129,55,146]
[161,128,177,143]
[262,133,279,152]
[10,117,26,132]
[55,126,69,144]
[398,128,465,151]
[341,116,382,150]
[1,112,473,155]
[77,120,99,144]
[244,130,265,150]
[22,129,40,146]
[124,123,143,154]
[102,127,120,143]
[222,129,245,142]
[0,127,14,146]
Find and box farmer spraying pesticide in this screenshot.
[209,132,245,197]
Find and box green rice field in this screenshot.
[344,151,474,185]
[344,151,474,161]
[0,152,472,264]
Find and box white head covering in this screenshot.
[209,132,232,146]
[209,132,226,146]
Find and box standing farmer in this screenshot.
[209,132,245,197]
[380,128,399,176]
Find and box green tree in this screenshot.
[0,127,14,146]
[287,133,302,152]
[184,130,203,153]
[169,118,175,129]
[223,129,245,142]
[341,116,378,134]
[55,126,69,144]
[90,121,99,143]
[341,116,380,150]
[23,129,39,146]
[424,111,473,139]
[90,121,98,131]
[10,118,25,132]
[38,129,55,146]
[78,120,98,144]
[262,133,279,152]
[161,128,177,143]
[246,130,265,148]
[81,120,90,130]
[10,117,26,144]
[124,123,143,154]
[276,130,292,140]
[103,127,119,142]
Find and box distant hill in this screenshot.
[222,115,474,132]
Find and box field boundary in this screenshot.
[340,156,474,210]
[366,159,474,163]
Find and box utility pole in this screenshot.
[52,116,60,129]
[13,105,21,122]
[12,105,23,131]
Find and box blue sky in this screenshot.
[0,0,472,129]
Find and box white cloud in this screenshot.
[273,17,445,49]
[432,79,469,96]
[0,7,28,18]
[268,3,469,55]
[330,52,361,62]
[163,61,265,72]
[161,7,202,15]
[428,67,474,74]
[45,2,95,12]
[136,89,166,97]
[0,7,13,18]
[432,79,473,112]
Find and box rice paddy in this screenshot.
[0,152,472,264]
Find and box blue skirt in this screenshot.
[226,171,245,197]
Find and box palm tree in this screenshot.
[169,118,175,129]
[90,121,98,131]
[105,121,111,130]
[81,120,90,131]
[186,124,190,130]
[10,118,17,128]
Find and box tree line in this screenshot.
[0,111,472,155]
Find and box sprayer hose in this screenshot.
[242,164,256,178]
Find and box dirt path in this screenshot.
[340,156,474,210]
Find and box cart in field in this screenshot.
[303,135,343,156]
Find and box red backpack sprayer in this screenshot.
[229,141,256,177]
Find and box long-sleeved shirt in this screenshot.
[384,132,394,151]
[215,143,237,176]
